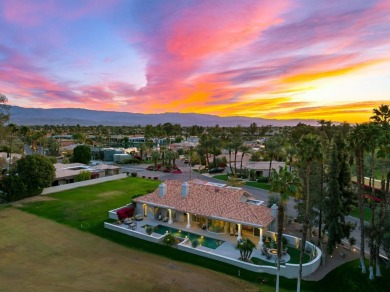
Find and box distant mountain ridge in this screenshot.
[9,106,318,127]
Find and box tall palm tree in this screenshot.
[264,136,285,179]
[151,150,160,169]
[270,166,302,292]
[370,104,390,277]
[370,104,389,124]
[296,133,323,291]
[364,122,382,280]
[239,145,250,175]
[348,124,369,273]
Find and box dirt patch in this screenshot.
[11,195,57,208]
[0,208,258,292]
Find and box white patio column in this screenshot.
[168,209,173,224]
[258,227,263,248]
[237,224,242,240]
[186,213,191,229]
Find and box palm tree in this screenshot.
[264,136,284,179]
[359,122,381,280]
[370,104,390,277]
[151,150,160,169]
[349,124,369,273]
[296,133,323,291]
[239,145,250,175]
[370,104,389,124]
[270,166,302,292]
[236,238,256,262]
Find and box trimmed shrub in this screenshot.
[130,172,138,177]
[191,239,199,248]
[75,171,92,182]
[257,176,269,183]
[163,233,177,247]
[145,225,154,235]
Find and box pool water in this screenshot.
[143,224,224,249]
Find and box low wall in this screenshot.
[104,222,164,244]
[42,174,128,195]
[265,231,322,278]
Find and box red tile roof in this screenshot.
[133,180,274,227]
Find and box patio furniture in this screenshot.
[283,247,288,256]
[157,213,162,220]
[163,217,169,222]
[134,214,143,221]
[129,222,137,230]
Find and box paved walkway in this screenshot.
[284,222,360,281]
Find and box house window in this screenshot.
[253,228,260,237]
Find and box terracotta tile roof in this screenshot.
[134,180,274,227]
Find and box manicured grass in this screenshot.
[246,181,271,190]
[213,174,271,190]
[18,177,389,292]
[350,206,372,222]
[213,174,229,180]
[19,178,262,284]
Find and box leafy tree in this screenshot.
[16,155,55,197]
[72,145,92,164]
[0,93,10,126]
[324,142,344,254]
[0,174,27,202]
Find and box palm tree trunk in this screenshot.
[298,166,310,292]
[240,153,245,175]
[228,150,233,174]
[276,203,285,292]
[369,149,376,280]
[357,149,366,273]
[234,150,238,174]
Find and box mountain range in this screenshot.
[9,106,318,127]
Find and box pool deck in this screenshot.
[117,217,289,264]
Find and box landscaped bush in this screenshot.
[130,172,138,177]
[75,170,92,182]
[122,158,140,164]
[145,225,154,235]
[257,176,269,183]
[267,193,280,207]
[163,233,177,247]
[191,239,199,248]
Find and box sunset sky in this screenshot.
[1,0,389,123]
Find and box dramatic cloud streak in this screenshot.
[1,0,389,122]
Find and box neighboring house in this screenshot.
[133,180,274,241]
[52,163,121,186]
[245,161,286,178]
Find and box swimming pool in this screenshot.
[143,224,224,249]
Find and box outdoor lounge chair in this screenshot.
[163,217,169,222]
[157,214,162,220]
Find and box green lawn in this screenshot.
[350,206,372,222]
[17,177,389,291]
[251,245,311,267]
[213,174,271,190]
